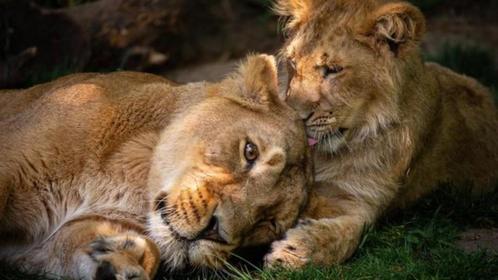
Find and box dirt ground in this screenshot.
[456,228,498,254]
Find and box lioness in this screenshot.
[264,0,498,267]
[0,54,312,279]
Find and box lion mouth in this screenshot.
[308,137,319,146]
[307,127,348,146]
[192,216,230,245]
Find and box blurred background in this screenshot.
[0,0,497,98]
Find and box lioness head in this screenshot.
[147,55,312,270]
[276,0,425,152]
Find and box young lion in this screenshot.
[264,0,498,268]
[0,55,313,279]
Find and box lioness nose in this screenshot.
[198,215,227,244]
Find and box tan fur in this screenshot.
[0,54,313,278]
[265,0,498,268]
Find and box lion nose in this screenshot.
[197,215,228,244]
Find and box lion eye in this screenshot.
[244,141,259,163]
[318,64,344,78]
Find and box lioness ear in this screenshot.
[238,54,278,104]
[274,0,315,30]
[364,2,425,55]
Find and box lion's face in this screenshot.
[147,55,312,270]
[277,0,425,153]
[284,32,383,153]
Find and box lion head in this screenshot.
[147,55,313,270]
[276,0,426,152]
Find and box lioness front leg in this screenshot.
[29,218,160,280]
[265,185,385,268]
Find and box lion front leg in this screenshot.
[264,215,365,268]
[265,185,387,268]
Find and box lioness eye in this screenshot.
[244,141,259,163]
[318,64,344,78]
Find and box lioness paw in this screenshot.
[78,234,158,280]
[94,260,146,280]
[264,219,316,268]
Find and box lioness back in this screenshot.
[0,72,181,184]
[0,73,99,120]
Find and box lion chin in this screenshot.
[147,212,235,270]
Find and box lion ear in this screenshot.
[364,2,425,55]
[237,54,279,105]
[274,0,315,30]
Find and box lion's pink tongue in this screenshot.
[307,137,318,147]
